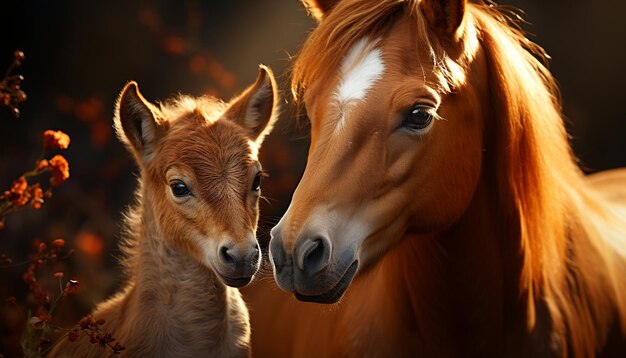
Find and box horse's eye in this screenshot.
[252,174,261,192]
[401,106,434,132]
[170,181,191,197]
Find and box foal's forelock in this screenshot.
[166,119,254,204]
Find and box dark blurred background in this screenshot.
[0,0,624,355]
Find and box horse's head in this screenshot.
[270,0,490,302]
[116,66,278,287]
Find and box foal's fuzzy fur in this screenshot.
[50,66,278,357]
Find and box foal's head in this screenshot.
[116,66,278,287]
[270,0,491,302]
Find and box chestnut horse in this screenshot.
[51,66,279,357]
[245,0,626,357]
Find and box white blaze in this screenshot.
[334,38,384,130]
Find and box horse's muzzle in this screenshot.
[270,226,359,303]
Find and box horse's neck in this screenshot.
[385,176,626,355]
[112,201,245,355]
[369,179,524,355]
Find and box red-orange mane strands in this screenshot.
[470,1,574,319]
[471,3,626,356]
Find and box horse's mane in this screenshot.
[291,1,626,356]
[471,5,626,356]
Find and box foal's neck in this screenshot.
[122,197,236,354]
[134,199,227,310]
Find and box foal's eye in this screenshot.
[251,173,262,192]
[170,180,191,197]
[401,105,435,132]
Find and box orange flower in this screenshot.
[43,130,70,151]
[49,155,70,186]
[8,176,27,196]
[4,176,30,206]
[30,185,44,209]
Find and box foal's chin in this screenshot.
[217,274,255,288]
[211,264,259,288]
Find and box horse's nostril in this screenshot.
[220,246,235,266]
[298,236,331,275]
[303,239,323,269]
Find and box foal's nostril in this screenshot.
[249,247,260,267]
[219,246,235,266]
[297,236,331,275]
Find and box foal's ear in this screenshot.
[224,65,279,145]
[115,82,164,162]
[421,0,467,41]
[301,0,341,21]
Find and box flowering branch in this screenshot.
[13,239,125,357]
[0,50,27,117]
[0,130,71,229]
[0,50,124,357]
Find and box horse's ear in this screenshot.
[420,0,467,41]
[301,0,340,21]
[115,82,164,162]
[224,65,279,146]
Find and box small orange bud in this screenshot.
[15,90,27,103]
[14,50,25,61]
[64,279,80,293]
[36,159,49,170]
[42,130,70,151]
[30,186,44,209]
[52,239,65,248]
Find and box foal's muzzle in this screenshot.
[215,238,260,288]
